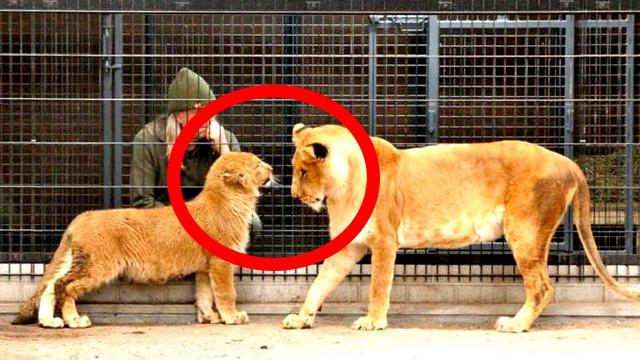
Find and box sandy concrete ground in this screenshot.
[1,316,639,360]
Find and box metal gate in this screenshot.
[368,14,636,257]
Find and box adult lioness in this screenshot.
[283,123,640,332]
[13,152,273,328]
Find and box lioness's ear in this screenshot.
[223,171,249,188]
[312,143,328,159]
[292,123,309,145]
[301,143,328,162]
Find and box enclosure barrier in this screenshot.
[1,0,639,282]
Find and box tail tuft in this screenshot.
[11,306,38,325]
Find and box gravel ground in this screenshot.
[1,316,639,360]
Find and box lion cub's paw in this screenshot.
[351,316,387,331]
[66,315,92,329]
[221,311,249,325]
[495,316,528,333]
[197,309,222,324]
[39,317,65,329]
[282,314,314,329]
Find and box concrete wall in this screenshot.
[3,275,640,306]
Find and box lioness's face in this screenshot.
[291,143,329,212]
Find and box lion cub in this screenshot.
[13,152,273,328]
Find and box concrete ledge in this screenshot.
[2,302,640,325]
[5,279,640,305]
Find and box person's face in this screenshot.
[174,110,209,140]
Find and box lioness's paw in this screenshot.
[282,314,313,329]
[495,316,528,333]
[221,311,249,325]
[351,316,387,331]
[39,317,65,329]
[197,310,221,324]
[66,315,92,329]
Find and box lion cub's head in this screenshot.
[206,152,273,196]
[290,123,355,212]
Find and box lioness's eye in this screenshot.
[300,169,307,177]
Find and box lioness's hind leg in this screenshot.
[499,226,556,333]
[495,255,554,333]
[499,183,569,332]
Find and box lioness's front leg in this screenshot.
[195,272,221,324]
[283,242,367,329]
[352,240,397,331]
[209,260,248,325]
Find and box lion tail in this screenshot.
[11,232,72,325]
[572,167,640,301]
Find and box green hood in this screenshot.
[167,67,215,114]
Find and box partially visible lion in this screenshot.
[13,152,273,328]
[283,123,640,332]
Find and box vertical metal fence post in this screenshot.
[563,14,575,249]
[113,14,123,208]
[281,12,302,216]
[624,15,635,255]
[101,14,113,209]
[427,15,439,144]
[410,26,428,144]
[283,15,301,136]
[143,15,155,124]
[368,19,377,136]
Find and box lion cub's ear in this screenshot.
[301,143,328,162]
[292,123,309,145]
[223,171,249,188]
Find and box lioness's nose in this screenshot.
[291,187,300,199]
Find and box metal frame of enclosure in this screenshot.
[1,1,639,282]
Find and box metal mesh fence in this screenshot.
[1,1,639,282]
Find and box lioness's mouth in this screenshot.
[306,197,325,213]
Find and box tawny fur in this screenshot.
[283,123,640,333]
[13,152,272,328]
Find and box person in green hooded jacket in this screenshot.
[130,67,262,239]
